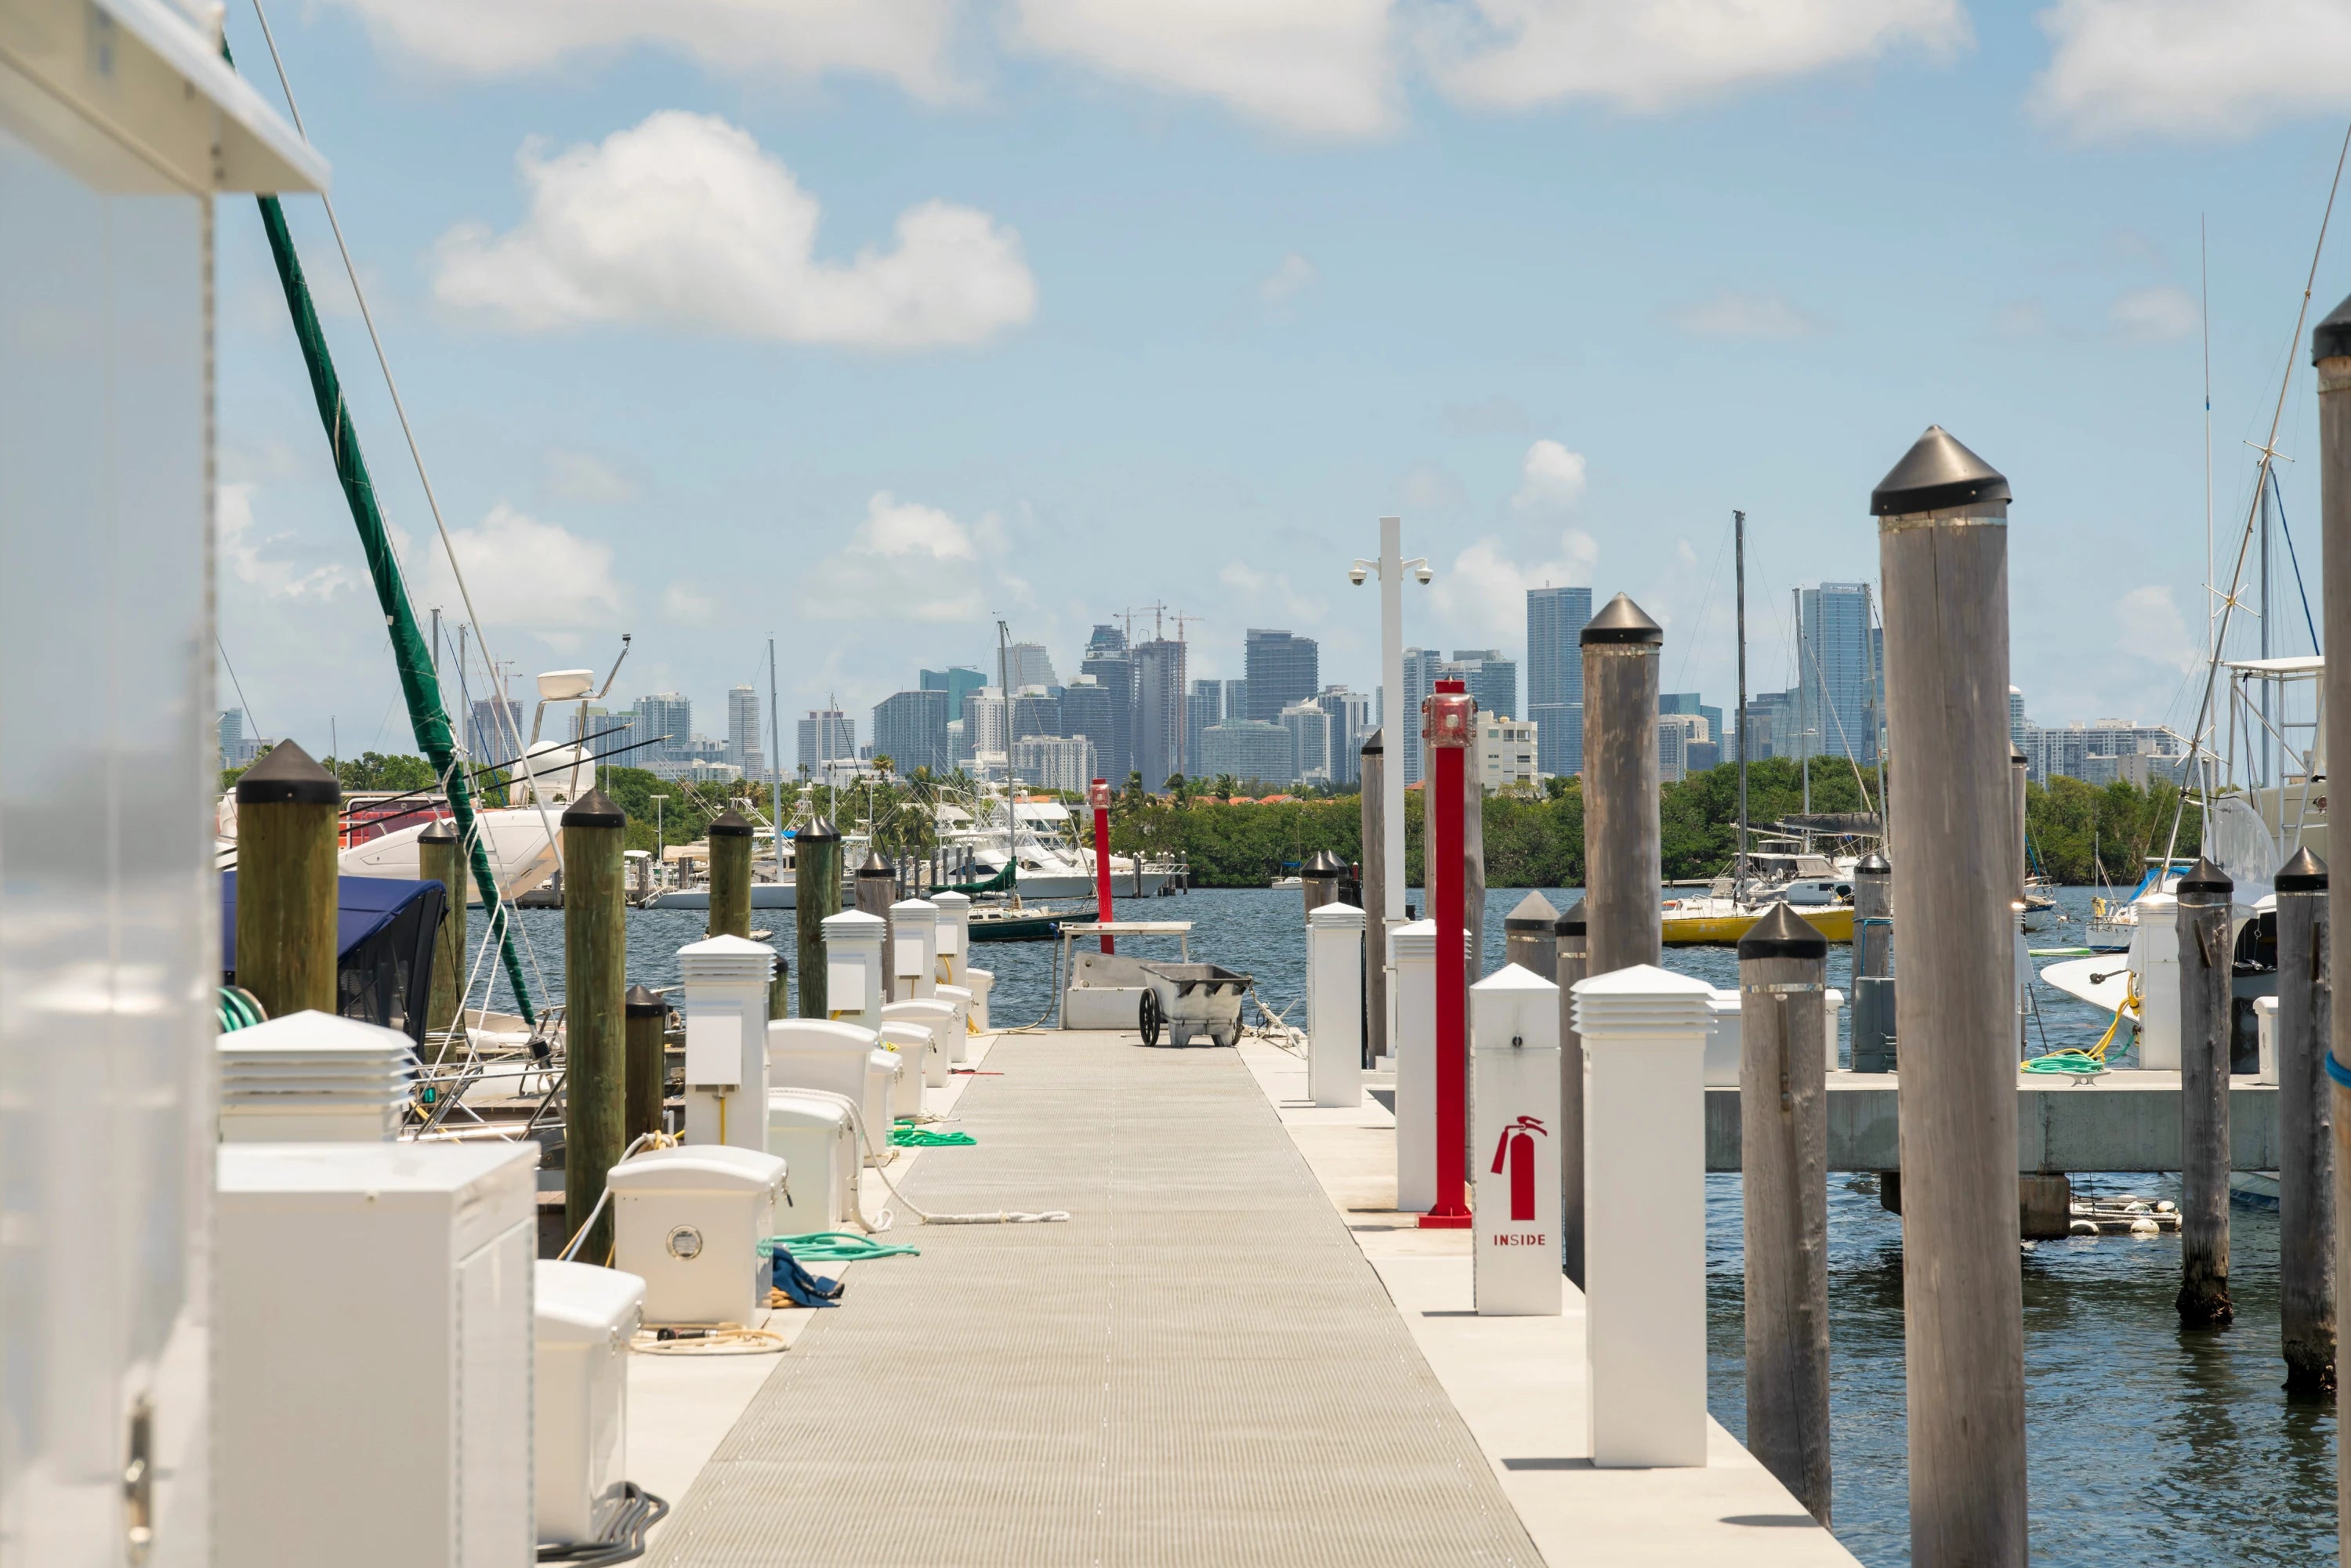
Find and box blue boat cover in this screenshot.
[219,873,439,969]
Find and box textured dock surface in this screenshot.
[647,1032,1539,1566]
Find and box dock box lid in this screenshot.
[534,1260,646,1341]
[607,1146,785,1193]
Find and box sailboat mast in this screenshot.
[1735,510,1749,897]
[769,638,782,881]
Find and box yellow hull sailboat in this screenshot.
[1661,900,1854,946]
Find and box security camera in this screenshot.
[1348,565,1368,586]
[1415,565,1433,585]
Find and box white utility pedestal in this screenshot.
[766,1019,889,1161]
[766,1091,855,1230]
[891,898,940,1001]
[1572,963,1713,1468]
[967,968,994,1032]
[2132,893,2181,1070]
[1473,964,1562,1316]
[1308,902,1366,1107]
[821,909,886,1032]
[931,890,971,987]
[1391,918,1438,1213]
[606,1145,784,1327]
[878,1023,931,1117]
[534,1260,645,1548]
[935,983,975,1065]
[883,998,958,1089]
[678,936,779,1153]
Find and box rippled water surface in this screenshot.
[493,884,2333,1566]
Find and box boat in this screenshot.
[1662,893,1855,946]
[969,904,1067,941]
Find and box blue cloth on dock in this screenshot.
[770,1244,844,1308]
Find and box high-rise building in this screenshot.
[1008,686,1062,743]
[631,693,693,764]
[725,685,761,775]
[796,707,854,777]
[1244,630,1319,722]
[998,642,1058,692]
[871,689,949,777]
[1223,679,1248,726]
[2019,719,2186,787]
[1011,735,1097,795]
[1315,686,1370,786]
[1527,585,1592,778]
[1476,715,1540,793]
[1281,701,1332,784]
[965,689,1007,759]
[1660,693,1723,774]
[467,697,523,761]
[1399,647,1445,786]
[919,666,988,723]
[1078,627,1135,782]
[217,708,257,770]
[1796,583,1879,766]
[1198,720,1294,789]
[1185,679,1223,780]
[1440,652,1517,726]
[1658,713,1708,784]
[1134,638,1188,791]
[2009,686,2028,748]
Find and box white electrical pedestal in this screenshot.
[607,1145,784,1327]
[766,1019,889,1161]
[890,898,940,1001]
[534,1260,645,1548]
[931,890,972,987]
[820,909,886,1031]
[679,935,779,1152]
[218,1141,538,1567]
[2133,893,2181,1070]
[766,1091,856,1231]
[1307,902,1366,1107]
[1472,964,1562,1316]
[887,997,959,1088]
[1572,963,1713,1468]
[967,967,995,1031]
[879,1022,932,1117]
[1390,918,1438,1212]
[934,983,975,1066]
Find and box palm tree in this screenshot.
[1214,773,1237,804]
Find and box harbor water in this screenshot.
[488,885,2331,1566]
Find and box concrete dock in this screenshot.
[636,1029,1856,1566]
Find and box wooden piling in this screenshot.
[416,820,465,1065]
[706,807,754,940]
[769,954,791,1021]
[624,983,668,1146]
[1302,848,1343,923]
[1737,902,1833,1526]
[1360,729,1389,1066]
[1505,893,1558,980]
[1581,595,1663,980]
[857,849,897,1002]
[796,816,842,1019]
[232,741,341,1020]
[561,788,627,1265]
[2010,747,2028,902]
[2175,855,2235,1327]
[1853,852,1893,1073]
[2317,294,2351,1563]
[2277,848,2335,1389]
[1871,425,2026,1565]
[1556,898,1588,1287]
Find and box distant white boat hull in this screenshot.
[641,882,797,910]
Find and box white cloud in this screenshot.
[545,449,639,504]
[2110,284,2197,343]
[1431,531,1601,638]
[433,111,1037,350]
[802,493,994,621]
[1423,0,1968,113]
[313,0,966,101]
[219,482,358,601]
[2114,585,2201,673]
[2036,0,2351,139]
[1510,439,1588,513]
[1217,559,1328,621]
[1665,288,1822,340]
[1011,0,1396,137]
[1259,252,1319,306]
[411,505,625,629]
[661,581,719,625]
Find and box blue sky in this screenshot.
[214,0,2351,763]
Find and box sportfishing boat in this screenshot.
[940,788,1176,900]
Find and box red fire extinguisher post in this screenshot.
[1089,777,1115,954]
[1421,680,1474,1229]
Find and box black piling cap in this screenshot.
[799,815,841,842]
[1739,900,1828,961]
[235,740,339,806]
[2277,847,2329,893]
[1581,592,1663,647]
[1504,891,1559,932]
[1556,897,1587,940]
[857,849,894,879]
[625,983,667,1017]
[2175,856,2233,899]
[2011,745,2028,766]
[1360,726,1384,755]
[1304,849,1346,875]
[1870,425,2011,517]
[1856,852,1890,876]
[560,788,625,829]
[708,808,754,838]
[2314,293,2351,363]
[418,819,457,845]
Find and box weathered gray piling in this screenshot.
[1738,902,1832,1526]
[1851,851,1893,1073]
[2316,292,2351,1560]
[417,820,465,1064]
[1871,425,2025,1565]
[625,983,667,1146]
[562,788,627,1265]
[233,741,341,1020]
[2277,848,2335,1389]
[1360,728,1389,1065]
[796,816,842,1019]
[2010,746,2029,901]
[1556,898,1588,1287]
[1505,892,1559,980]
[1302,848,1344,922]
[2012,747,2030,1053]
[706,807,754,940]
[2176,855,2235,1327]
[1581,595,1663,980]
[856,849,897,1001]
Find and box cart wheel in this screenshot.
[1139,989,1161,1047]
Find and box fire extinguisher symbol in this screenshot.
[1490,1115,1548,1223]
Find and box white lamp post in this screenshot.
[1350,517,1431,930]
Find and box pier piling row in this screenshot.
[795,817,842,1019]
[2176,856,2235,1327]
[231,740,340,1021]
[561,788,627,1264]
[1580,594,1664,984]
[417,820,464,1065]
[2275,849,2335,1391]
[1360,729,1389,1067]
[2315,296,2351,1563]
[706,807,753,940]
[1556,899,1589,1288]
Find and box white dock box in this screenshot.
[534,1261,645,1547]
[767,1090,857,1231]
[879,1021,933,1115]
[607,1146,784,1327]
[934,983,976,1065]
[769,1018,891,1160]
[884,998,959,1088]
[218,1141,539,1568]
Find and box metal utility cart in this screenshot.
[1058,922,1250,1047]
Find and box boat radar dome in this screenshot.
[234,740,339,805]
[535,668,596,702]
[2175,857,2233,898]
[560,788,625,829]
[2314,294,2351,363]
[1580,592,1663,646]
[1738,900,1828,961]
[708,809,753,838]
[2277,848,2328,893]
[1870,425,2009,517]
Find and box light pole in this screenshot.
[1350,516,1431,925]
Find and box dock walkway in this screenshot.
[648,1032,1541,1566]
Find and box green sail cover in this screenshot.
[250,191,538,1025]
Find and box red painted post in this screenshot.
[1090,777,1115,954]
[1421,679,1474,1229]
